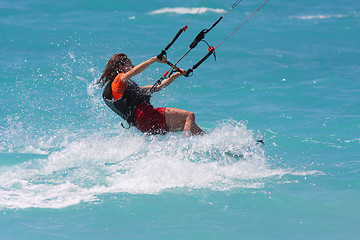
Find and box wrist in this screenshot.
[171,72,182,79]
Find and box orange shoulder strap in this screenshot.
[111,73,127,100]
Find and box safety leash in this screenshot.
[176,0,242,66]
[149,1,208,94]
[162,0,242,73]
[185,0,270,76]
[156,0,208,61]
[150,0,242,94]
[150,0,270,94]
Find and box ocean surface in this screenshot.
[1,0,359,239]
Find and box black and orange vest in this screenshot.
[103,74,150,125]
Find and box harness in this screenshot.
[102,79,150,126]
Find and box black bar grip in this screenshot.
[157,50,166,61]
[190,29,206,49]
[165,28,185,51]
[193,48,215,70]
[208,16,223,31]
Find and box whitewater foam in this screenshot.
[149,7,225,15]
[0,121,317,209]
[291,14,348,20]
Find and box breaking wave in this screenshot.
[149,7,226,15]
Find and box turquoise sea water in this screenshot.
[1,0,359,239]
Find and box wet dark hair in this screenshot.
[97,53,134,87]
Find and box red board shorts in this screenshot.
[134,102,169,135]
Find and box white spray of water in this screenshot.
[0,121,316,209]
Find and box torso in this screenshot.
[108,74,163,132]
